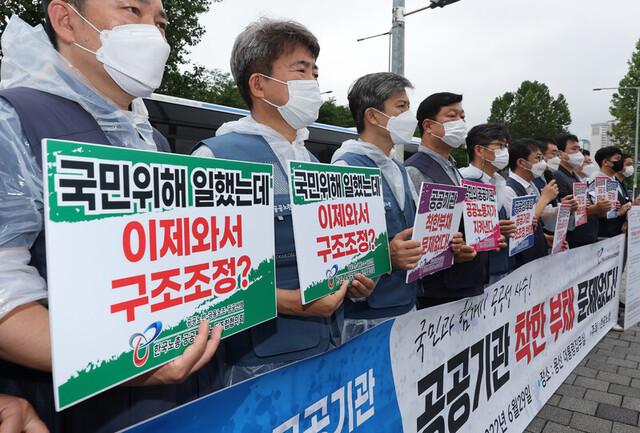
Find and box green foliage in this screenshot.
[164,66,247,109]
[609,38,640,156]
[487,80,572,140]
[317,97,355,128]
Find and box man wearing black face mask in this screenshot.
[593,146,631,238]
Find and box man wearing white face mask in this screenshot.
[576,149,598,182]
[553,134,606,248]
[192,19,375,384]
[502,140,561,266]
[615,153,634,198]
[459,124,516,284]
[0,1,224,432]
[331,73,462,340]
[404,93,497,308]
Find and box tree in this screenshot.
[0,0,218,99]
[317,97,355,128]
[487,80,572,140]
[609,38,640,156]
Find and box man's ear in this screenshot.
[422,118,434,135]
[364,107,382,129]
[48,1,77,45]
[474,145,485,159]
[248,73,267,101]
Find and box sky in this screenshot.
[187,0,640,143]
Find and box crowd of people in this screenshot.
[0,1,637,432]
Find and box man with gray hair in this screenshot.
[331,72,462,341]
[192,19,374,384]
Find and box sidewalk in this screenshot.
[525,323,640,433]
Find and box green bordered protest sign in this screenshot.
[288,161,391,304]
[43,139,276,411]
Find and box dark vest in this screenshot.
[404,151,489,299]
[196,132,342,364]
[0,87,219,433]
[505,177,548,267]
[552,168,598,244]
[333,152,419,319]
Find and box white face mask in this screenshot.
[483,147,509,170]
[431,119,467,148]
[373,109,418,145]
[68,4,170,98]
[567,151,585,168]
[523,159,547,178]
[260,74,323,130]
[546,156,561,171]
[623,166,635,178]
[581,164,598,179]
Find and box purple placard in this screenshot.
[406,182,466,283]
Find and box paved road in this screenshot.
[525,323,640,433]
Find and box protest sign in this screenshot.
[406,182,466,283]
[607,179,619,219]
[126,236,624,433]
[625,206,640,329]
[43,139,276,410]
[594,176,608,203]
[551,204,572,254]
[461,179,500,252]
[573,183,588,226]
[288,161,391,304]
[509,195,536,256]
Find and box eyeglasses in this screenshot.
[482,141,508,150]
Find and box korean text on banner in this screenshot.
[288,161,391,304]
[625,206,640,329]
[573,183,588,226]
[407,182,465,283]
[606,179,619,219]
[43,139,276,411]
[461,179,500,251]
[124,237,624,433]
[509,195,536,257]
[552,204,572,254]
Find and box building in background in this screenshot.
[590,120,616,155]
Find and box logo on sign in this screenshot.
[326,264,339,289]
[129,321,162,367]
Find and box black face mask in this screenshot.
[611,159,624,173]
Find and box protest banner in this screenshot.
[288,161,391,304]
[125,236,625,433]
[573,183,588,226]
[625,206,640,329]
[607,179,619,219]
[461,179,500,252]
[406,182,466,283]
[509,195,536,257]
[551,204,572,254]
[43,139,276,411]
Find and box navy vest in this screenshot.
[404,151,489,299]
[0,87,170,281]
[505,177,548,267]
[333,152,419,319]
[196,132,342,364]
[552,168,599,244]
[0,88,217,433]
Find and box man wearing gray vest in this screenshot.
[192,19,375,385]
[0,1,223,431]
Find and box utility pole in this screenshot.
[391,0,405,75]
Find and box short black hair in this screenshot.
[594,146,622,167]
[581,149,591,156]
[465,123,510,162]
[43,0,86,50]
[508,138,541,171]
[416,92,463,136]
[534,137,555,155]
[554,134,579,152]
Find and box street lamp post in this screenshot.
[594,86,640,198]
